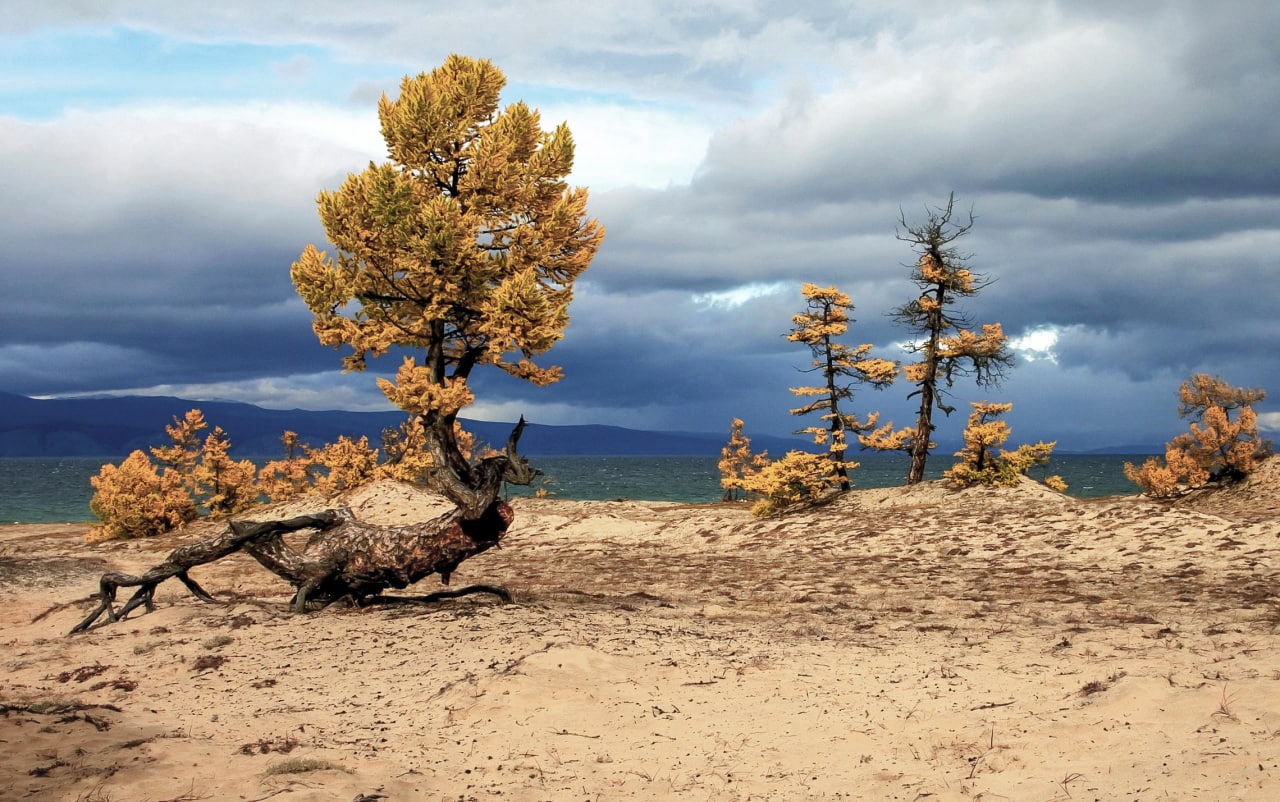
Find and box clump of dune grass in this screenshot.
[201,634,233,650]
[263,757,349,776]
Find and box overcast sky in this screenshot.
[3,1,1278,450]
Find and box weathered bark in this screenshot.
[71,512,340,633]
[425,415,538,517]
[282,499,515,613]
[70,501,516,633]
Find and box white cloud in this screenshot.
[533,100,717,190]
[691,281,790,310]
[1009,325,1063,364]
[63,373,397,413]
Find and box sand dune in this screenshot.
[3,465,1279,800]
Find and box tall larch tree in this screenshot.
[788,283,899,490]
[861,195,1013,484]
[291,55,604,519]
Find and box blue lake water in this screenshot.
[0,453,1145,524]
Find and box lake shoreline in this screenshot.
[0,452,1148,523]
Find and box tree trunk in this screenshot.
[907,383,934,486]
[907,280,949,486]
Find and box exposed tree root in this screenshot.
[69,502,515,634]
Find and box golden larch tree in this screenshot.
[718,418,769,501]
[69,57,609,630]
[860,195,1013,484]
[943,402,1064,490]
[291,55,603,518]
[192,426,258,516]
[1125,373,1272,496]
[149,409,208,500]
[257,431,316,503]
[787,283,898,491]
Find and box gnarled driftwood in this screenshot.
[71,501,516,633]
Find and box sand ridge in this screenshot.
[2,469,1279,800]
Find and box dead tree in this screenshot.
[71,421,535,634]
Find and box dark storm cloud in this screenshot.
[0,106,370,396]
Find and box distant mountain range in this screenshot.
[0,392,815,458]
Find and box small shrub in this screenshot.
[741,450,841,517]
[88,451,197,541]
[944,402,1065,491]
[201,634,233,650]
[1125,373,1272,497]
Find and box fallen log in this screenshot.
[70,500,516,634]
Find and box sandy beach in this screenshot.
[3,461,1280,801]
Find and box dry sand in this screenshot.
[3,461,1280,801]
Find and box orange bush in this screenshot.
[88,450,197,541]
[741,450,842,517]
[943,402,1065,490]
[1125,374,1271,497]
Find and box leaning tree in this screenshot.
[786,283,898,491]
[860,194,1013,484]
[70,55,603,632]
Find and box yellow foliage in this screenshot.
[88,451,197,541]
[718,418,770,502]
[1178,373,1266,417]
[1124,446,1207,497]
[903,362,931,383]
[938,323,1007,361]
[857,414,919,453]
[91,407,263,540]
[376,417,476,485]
[377,357,476,417]
[291,55,603,425]
[150,409,207,470]
[1043,474,1068,493]
[857,357,901,385]
[741,450,843,517]
[916,252,975,292]
[193,426,259,516]
[1125,373,1270,496]
[944,402,1064,490]
[149,409,207,499]
[258,431,315,503]
[310,436,379,495]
